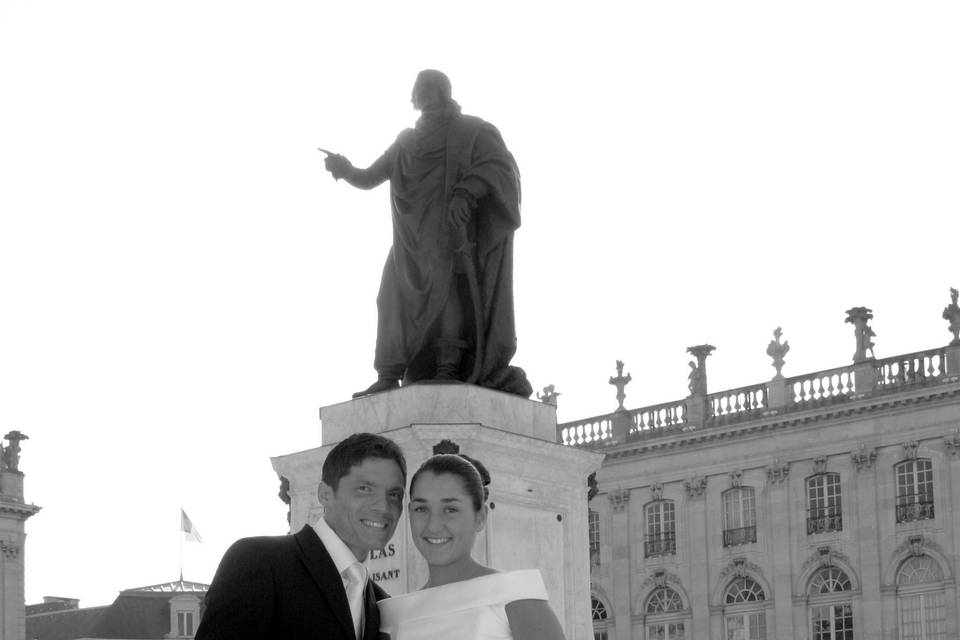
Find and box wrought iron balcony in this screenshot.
[644,532,676,557]
[722,525,757,547]
[807,510,843,534]
[896,499,935,523]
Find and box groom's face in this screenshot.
[319,456,405,561]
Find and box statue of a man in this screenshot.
[324,70,531,398]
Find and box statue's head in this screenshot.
[411,69,452,112]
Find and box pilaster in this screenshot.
[608,488,631,640]
[684,476,710,639]
[852,446,883,639]
[765,460,792,638]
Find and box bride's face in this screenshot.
[409,471,487,569]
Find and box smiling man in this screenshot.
[195,433,406,640]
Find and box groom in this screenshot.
[195,433,407,640]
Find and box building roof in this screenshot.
[27,579,208,640]
[26,605,108,640]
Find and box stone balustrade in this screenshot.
[707,382,768,421]
[557,344,959,448]
[874,347,949,390]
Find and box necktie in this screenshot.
[344,563,366,640]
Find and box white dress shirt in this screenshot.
[313,518,368,638]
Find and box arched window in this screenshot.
[645,587,686,639]
[645,501,676,557]
[592,596,608,620]
[896,459,934,523]
[897,556,946,640]
[591,595,611,640]
[807,473,842,534]
[723,578,766,639]
[808,567,853,640]
[725,578,765,603]
[722,487,756,546]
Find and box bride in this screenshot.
[378,453,566,640]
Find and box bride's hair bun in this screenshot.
[410,453,491,510]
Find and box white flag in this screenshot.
[181,508,203,543]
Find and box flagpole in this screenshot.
[179,507,184,583]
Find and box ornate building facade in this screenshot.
[561,296,960,640]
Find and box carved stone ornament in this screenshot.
[733,557,748,579]
[851,443,878,471]
[908,535,924,557]
[729,469,744,488]
[766,459,790,485]
[845,306,877,363]
[686,344,715,397]
[903,441,919,460]
[818,546,835,568]
[893,534,945,561]
[650,483,664,501]
[766,327,790,379]
[537,384,560,407]
[812,456,828,474]
[684,475,708,498]
[609,488,630,513]
[718,557,764,583]
[1,430,28,474]
[609,361,632,412]
[944,430,960,457]
[637,569,684,594]
[943,287,960,347]
[800,546,851,574]
[0,540,20,561]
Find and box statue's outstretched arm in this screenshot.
[323,147,391,190]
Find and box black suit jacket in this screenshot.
[195,525,387,640]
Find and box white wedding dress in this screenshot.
[378,570,548,640]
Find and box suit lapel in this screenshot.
[293,525,356,639]
[362,580,381,640]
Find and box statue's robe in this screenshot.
[353,106,530,397]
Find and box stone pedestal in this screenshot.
[272,385,604,640]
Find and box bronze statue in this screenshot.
[323,70,531,398]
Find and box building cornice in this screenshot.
[0,499,41,520]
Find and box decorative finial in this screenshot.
[845,307,876,362]
[537,384,561,407]
[608,361,632,412]
[943,287,960,346]
[766,327,790,379]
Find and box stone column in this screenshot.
[272,385,604,640]
[765,460,792,638]
[683,475,710,639]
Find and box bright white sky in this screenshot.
[1,1,958,607]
